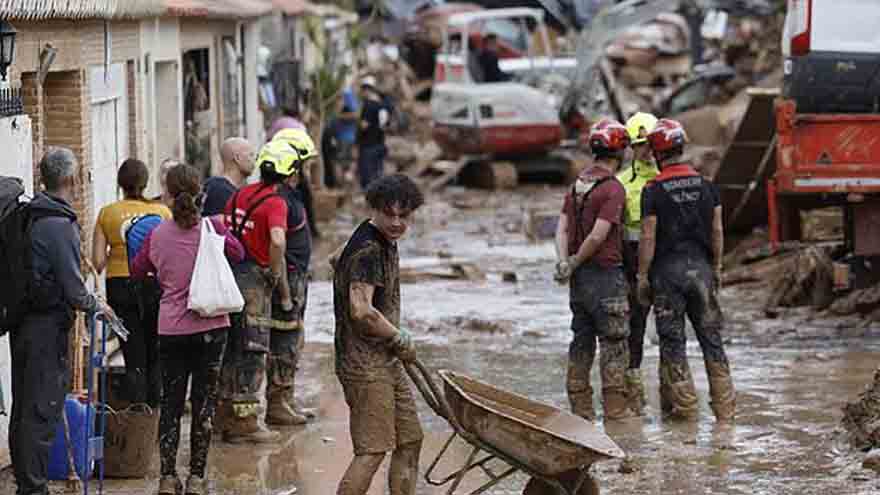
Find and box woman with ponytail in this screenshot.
[131,164,245,495]
[93,158,171,407]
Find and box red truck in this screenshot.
[770,0,880,258]
[717,0,880,287]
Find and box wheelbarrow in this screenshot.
[404,360,625,495]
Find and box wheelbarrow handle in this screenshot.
[403,359,456,427]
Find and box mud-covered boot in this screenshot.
[567,388,595,422]
[659,363,699,420]
[221,403,281,444]
[624,369,647,415]
[706,361,736,422]
[603,386,637,421]
[267,391,310,426]
[158,475,183,495]
[659,379,699,420]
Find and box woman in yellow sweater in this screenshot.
[92,159,172,406]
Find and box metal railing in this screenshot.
[0,87,23,118]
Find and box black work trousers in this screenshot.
[159,328,228,478]
[107,277,161,406]
[9,311,72,495]
[622,240,651,369]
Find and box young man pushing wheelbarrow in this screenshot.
[332,174,426,495]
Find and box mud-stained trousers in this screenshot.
[622,240,650,413]
[267,270,309,422]
[567,263,633,421]
[9,311,72,495]
[159,328,227,478]
[651,255,735,421]
[220,261,273,430]
[622,241,650,369]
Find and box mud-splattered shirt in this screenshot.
[333,221,401,381]
[641,163,719,266]
[561,166,625,267]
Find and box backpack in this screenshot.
[571,175,618,243]
[0,177,70,334]
[123,213,164,324]
[124,213,164,271]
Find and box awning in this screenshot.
[166,0,273,19]
[0,0,166,20]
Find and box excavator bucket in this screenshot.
[715,88,779,235]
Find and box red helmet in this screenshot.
[647,119,688,153]
[587,118,630,156]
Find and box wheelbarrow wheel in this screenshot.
[522,470,599,495]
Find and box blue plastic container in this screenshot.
[48,394,95,481]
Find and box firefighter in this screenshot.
[218,141,302,443]
[555,119,634,422]
[638,119,735,422]
[266,128,319,425]
[617,112,659,415]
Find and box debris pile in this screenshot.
[842,367,880,451]
[606,8,783,124]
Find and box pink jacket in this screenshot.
[131,216,244,336]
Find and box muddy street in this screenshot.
[16,186,880,495]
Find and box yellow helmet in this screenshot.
[625,112,659,145]
[272,128,318,161]
[257,140,301,177]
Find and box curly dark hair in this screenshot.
[365,174,425,213]
[117,158,149,199]
[166,164,202,229]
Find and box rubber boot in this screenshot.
[220,402,281,444]
[266,390,310,426]
[602,386,637,421]
[567,387,595,422]
[159,475,183,495]
[624,368,646,416]
[659,363,699,420]
[706,361,736,422]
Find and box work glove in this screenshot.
[554,259,573,284]
[637,275,653,307]
[390,328,417,363]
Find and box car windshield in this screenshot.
[483,18,530,53]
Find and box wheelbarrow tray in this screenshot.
[439,370,625,478]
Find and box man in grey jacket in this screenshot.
[9,147,112,495]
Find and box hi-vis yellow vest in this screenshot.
[616,159,658,242]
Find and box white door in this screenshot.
[90,63,129,220]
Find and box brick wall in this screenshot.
[43,70,91,230]
[20,72,43,190]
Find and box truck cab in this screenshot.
[782,0,880,113]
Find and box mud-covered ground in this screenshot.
[6,186,880,495]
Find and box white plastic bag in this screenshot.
[188,218,244,317]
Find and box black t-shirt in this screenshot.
[279,184,312,273]
[357,99,387,149]
[478,50,508,83]
[202,176,237,217]
[333,220,400,380]
[641,165,719,265]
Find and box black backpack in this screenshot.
[0,177,70,334]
